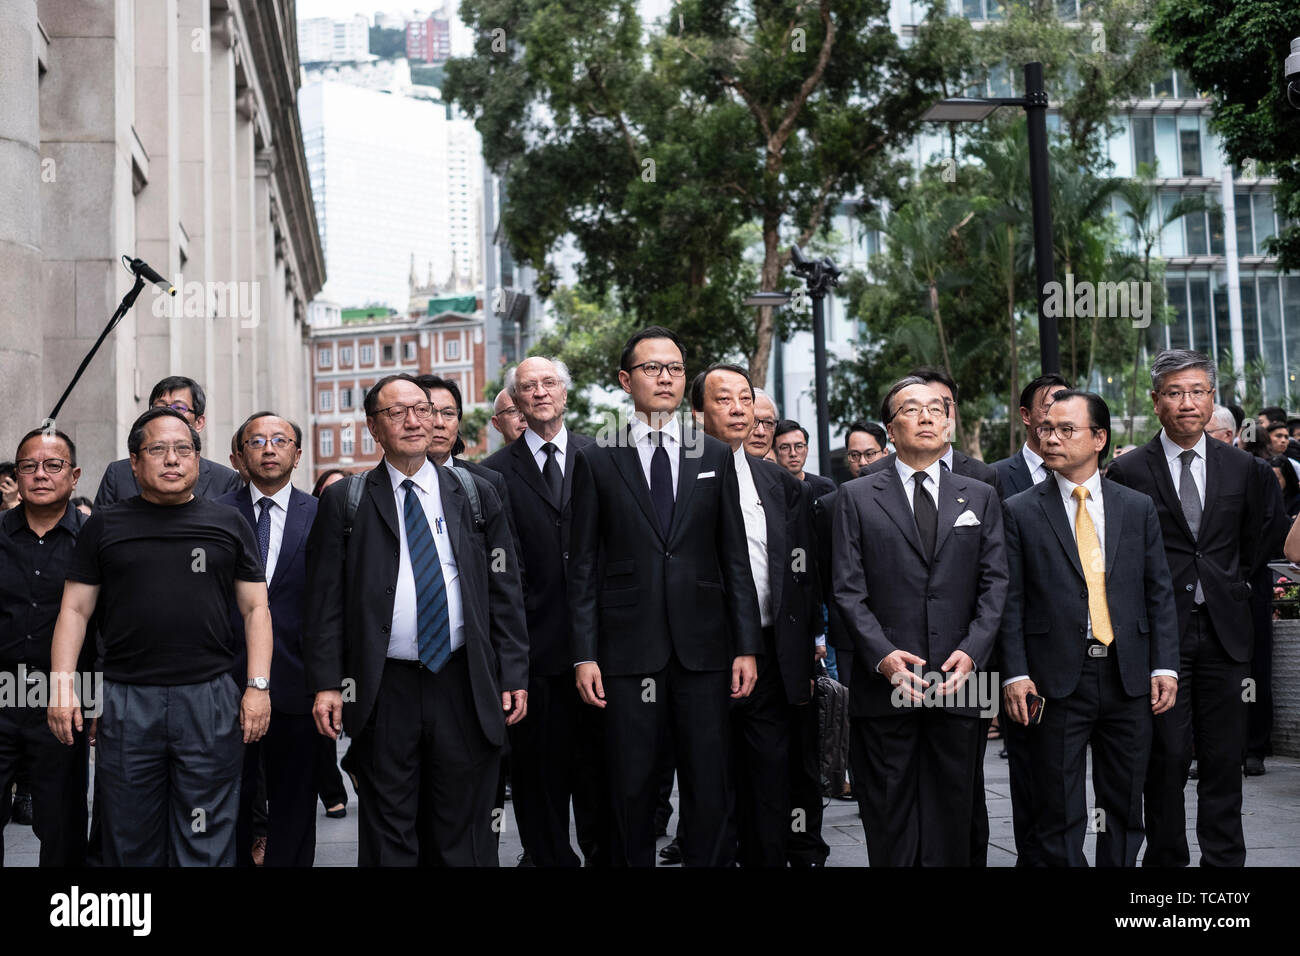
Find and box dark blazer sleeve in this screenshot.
[959,485,1009,669]
[996,502,1030,681]
[302,478,348,692]
[93,460,125,509]
[831,488,894,668]
[567,448,599,665]
[1247,456,1290,574]
[1142,495,1180,675]
[718,450,763,658]
[477,475,529,691]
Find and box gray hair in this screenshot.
[752,387,779,418]
[505,357,572,398]
[1150,348,1216,393]
[1209,405,1236,434]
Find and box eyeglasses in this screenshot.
[1158,388,1212,402]
[752,418,777,430]
[1035,424,1100,441]
[152,401,195,415]
[15,458,70,475]
[628,361,686,378]
[517,378,562,394]
[140,442,196,459]
[893,401,951,420]
[497,406,521,418]
[244,436,297,450]
[776,442,808,454]
[846,449,883,463]
[372,402,459,423]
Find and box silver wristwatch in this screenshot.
[247,677,270,691]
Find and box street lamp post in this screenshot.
[921,61,1060,375]
[788,247,840,477]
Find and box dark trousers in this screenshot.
[603,655,733,867]
[0,681,88,867]
[970,718,990,867]
[851,709,981,866]
[787,695,830,866]
[653,736,675,836]
[236,709,318,867]
[730,631,792,867]
[96,675,244,866]
[1029,653,1151,867]
[1247,565,1273,759]
[1143,608,1250,867]
[316,733,348,809]
[354,653,500,866]
[1003,712,1040,866]
[508,670,607,867]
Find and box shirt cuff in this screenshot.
[1151,669,1178,679]
[1001,675,1030,688]
[573,661,596,668]
[814,635,826,647]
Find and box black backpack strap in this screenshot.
[449,465,484,531]
[342,473,365,540]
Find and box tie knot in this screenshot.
[1180,449,1198,465]
[913,471,928,488]
[401,478,415,492]
[542,441,558,458]
[1072,485,1090,501]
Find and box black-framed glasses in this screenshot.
[373,402,436,423]
[244,436,297,450]
[1035,423,1100,441]
[846,449,883,463]
[893,400,951,420]
[15,458,70,475]
[1158,388,1213,402]
[628,361,686,378]
[776,442,808,454]
[152,401,195,415]
[140,442,196,459]
[752,417,777,430]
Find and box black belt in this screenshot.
[1085,640,1109,659]
[385,648,464,669]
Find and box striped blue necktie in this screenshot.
[401,479,451,672]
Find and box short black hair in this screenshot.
[1020,374,1072,412]
[774,420,808,443]
[1287,418,1300,434]
[1259,405,1287,425]
[16,428,77,466]
[909,365,959,405]
[846,420,888,450]
[312,468,350,498]
[1050,388,1112,462]
[238,411,303,447]
[149,376,206,417]
[0,462,13,481]
[689,363,753,412]
[1226,403,1246,431]
[620,326,685,372]
[414,374,466,457]
[879,375,930,424]
[127,407,202,456]
[364,373,429,416]
[1270,455,1300,500]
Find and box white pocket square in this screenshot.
[953,509,981,527]
[698,471,716,479]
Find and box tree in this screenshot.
[1153,0,1300,270]
[444,0,941,384]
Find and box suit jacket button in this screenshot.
[393,549,399,557]
[381,625,390,634]
[1195,551,1202,558]
[665,552,671,559]
[386,587,394,594]
[563,551,569,560]
[555,519,561,528]
[1080,590,1087,598]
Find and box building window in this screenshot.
[445,338,461,360]
[1178,115,1202,177]
[340,388,353,410]
[340,345,353,365]
[404,341,416,361]
[360,344,374,365]
[318,347,333,369]
[319,429,333,458]
[361,430,375,455]
[341,428,355,457]
[318,390,333,412]
[383,343,395,363]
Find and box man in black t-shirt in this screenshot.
[48,408,272,867]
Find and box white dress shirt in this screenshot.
[629,414,681,496]
[525,425,569,476]
[894,456,943,512]
[249,481,293,582]
[385,458,465,660]
[1160,430,1207,506]
[1022,443,1050,485]
[1003,468,1176,686]
[734,448,772,629]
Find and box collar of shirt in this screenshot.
[249,481,293,514]
[2,502,80,538]
[1054,468,1104,511]
[1159,429,1207,467]
[1021,442,1048,478]
[386,457,439,498]
[894,456,943,494]
[525,425,569,462]
[940,446,954,471]
[629,413,681,449]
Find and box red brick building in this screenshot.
[405,16,450,64]
[308,297,486,484]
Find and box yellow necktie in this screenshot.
[1073,485,1113,646]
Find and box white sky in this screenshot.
[296,1,410,21]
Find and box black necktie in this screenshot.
[650,431,674,536]
[912,471,937,560]
[541,441,563,508]
[256,499,273,571]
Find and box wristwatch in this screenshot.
[247,677,270,691]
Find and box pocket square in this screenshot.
[953,509,981,527]
[698,471,716,479]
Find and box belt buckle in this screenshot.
[1086,643,1108,659]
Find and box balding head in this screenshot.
[491,387,526,443]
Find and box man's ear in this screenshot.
[193,414,207,434]
[617,370,632,395]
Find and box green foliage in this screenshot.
[369,26,406,60]
[1152,0,1300,271]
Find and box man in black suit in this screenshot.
[988,371,1070,866]
[774,420,836,498]
[481,356,605,867]
[217,411,320,867]
[95,375,242,508]
[1108,349,1287,867]
[569,326,762,867]
[832,375,1008,866]
[691,363,826,866]
[999,390,1179,865]
[303,373,529,866]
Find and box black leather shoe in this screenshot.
[1243,756,1266,776]
[325,803,347,819]
[11,790,32,826]
[658,837,682,865]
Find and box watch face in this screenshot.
[251,678,269,690]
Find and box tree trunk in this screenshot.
[928,275,965,449]
[749,215,784,386]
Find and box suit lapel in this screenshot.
[1010,454,1029,494]
[612,431,663,541]
[235,484,256,530]
[272,488,308,589]
[1201,434,1221,536]
[751,458,785,616]
[1037,479,1085,581]
[367,466,400,541]
[871,468,927,564]
[1100,478,1123,575]
[563,433,593,509]
[196,458,212,497]
[667,424,703,544]
[932,468,966,559]
[1143,436,1195,542]
[509,435,558,513]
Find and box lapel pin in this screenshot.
[957,497,966,504]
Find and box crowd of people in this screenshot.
[0,335,1293,867]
